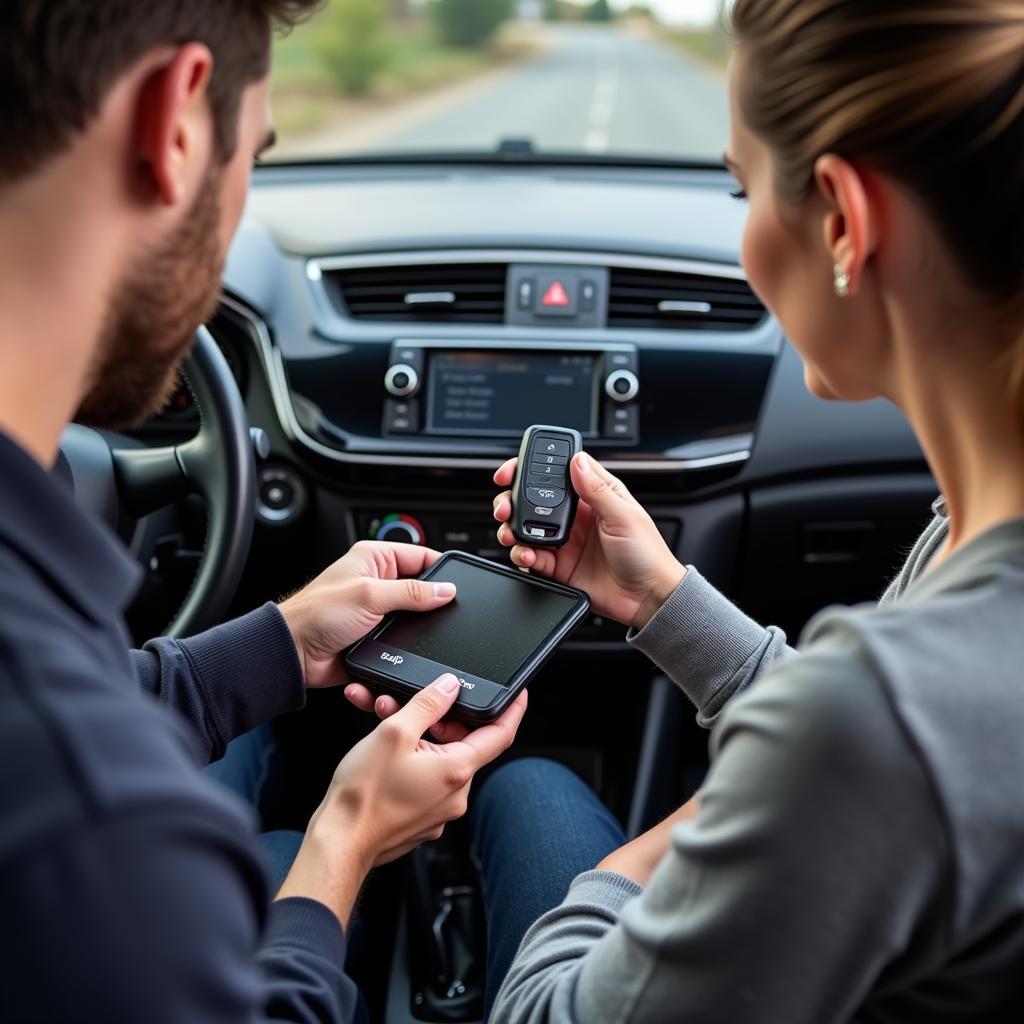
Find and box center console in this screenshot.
[222,245,782,473]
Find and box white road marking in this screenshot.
[590,100,613,127]
[584,64,619,153]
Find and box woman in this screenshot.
[477,1,1024,1019]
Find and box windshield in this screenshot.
[268,1,729,164]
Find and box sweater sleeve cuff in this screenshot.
[626,566,781,717]
[178,603,305,742]
[565,870,644,912]
[263,897,348,962]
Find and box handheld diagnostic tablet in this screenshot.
[509,425,584,548]
[343,551,590,724]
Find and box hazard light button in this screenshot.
[535,275,578,317]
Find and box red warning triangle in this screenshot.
[541,281,571,307]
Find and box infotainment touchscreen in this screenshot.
[426,350,598,436]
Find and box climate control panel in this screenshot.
[368,513,425,545]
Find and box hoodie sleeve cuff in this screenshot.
[565,870,644,912]
[626,567,790,726]
[263,897,348,962]
[178,603,306,744]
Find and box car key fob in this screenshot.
[510,425,583,547]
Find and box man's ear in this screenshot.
[134,43,215,207]
[813,154,879,297]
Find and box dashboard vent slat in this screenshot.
[607,267,767,331]
[326,263,508,323]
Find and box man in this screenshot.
[0,3,526,1021]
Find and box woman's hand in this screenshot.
[279,674,528,926]
[492,452,686,630]
[278,541,456,689]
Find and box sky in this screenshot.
[612,0,719,25]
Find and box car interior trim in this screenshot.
[306,247,751,285]
[220,294,753,473]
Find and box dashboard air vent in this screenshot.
[327,263,508,323]
[607,267,766,331]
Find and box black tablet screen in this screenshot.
[377,558,579,685]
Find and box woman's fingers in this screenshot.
[492,490,512,523]
[511,544,558,577]
[499,514,561,568]
[493,458,517,486]
[510,544,535,567]
[568,453,639,525]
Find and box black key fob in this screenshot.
[510,425,583,548]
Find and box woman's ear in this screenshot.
[813,154,879,297]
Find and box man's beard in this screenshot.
[76,167,225,430]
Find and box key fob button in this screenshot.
[527,486,566,507]
[534,438,571,458]
[527,472,567,487]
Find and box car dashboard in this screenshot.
[211,160,927,602]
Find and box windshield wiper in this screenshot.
[261,147,726,172]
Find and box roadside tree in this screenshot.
[316,0,392,95]
[430,0,514,47]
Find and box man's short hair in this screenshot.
[0,1,322,184]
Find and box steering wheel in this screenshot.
[58,326,256,639]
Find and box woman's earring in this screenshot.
[833,264,851,298]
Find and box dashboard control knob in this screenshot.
[605,369,639,403]
[372,513,425,545]
[256,466,307,525]
[249,427,270,460]
[384,364,419,398]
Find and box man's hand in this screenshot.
[278,674,528,928]
[278,541,456,689]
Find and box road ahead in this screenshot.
[286,25,729,161]
[388,25,727,158]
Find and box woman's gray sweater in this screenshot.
[491,500,1024,1022]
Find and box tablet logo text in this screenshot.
[380,651,404,666]
[460,679,475,690]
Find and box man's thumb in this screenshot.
[569,453,634,523]
[394,674,461,734]
[364,578,457,616]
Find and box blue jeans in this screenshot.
[205,724,304,888]
[470,757,627,1014]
